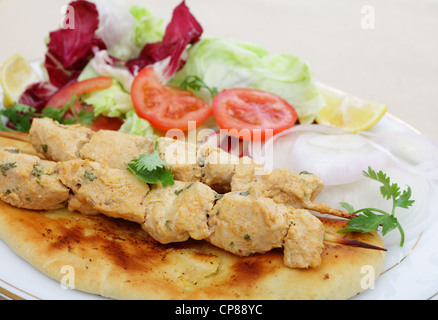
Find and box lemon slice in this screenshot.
[1,53,40,108]
[315,84,387,133]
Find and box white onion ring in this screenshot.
[359,130,438,180]
[251,124,390,186]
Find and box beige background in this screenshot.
[0,0,437,143]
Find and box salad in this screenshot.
[0,0,324,138]
[1,0,438,249]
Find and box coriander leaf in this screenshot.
[156,169,177,187]
[339,166,413,246]
[48,94,96,126]
[64,95,96,126]
[394,186,415,209]
[0,103,36,132]
[339,202,355,213]
[76,109,97,125]
[40,106,65,123]
[174,183,194,196]
[0,95,96,134]
[131,151,170,172]
[0,162,17,177]
[126,151,175,186]
[61,118,77,125]
[180,75,218,99]
[6,103,35,114]
[128,165,174,186]
[363,166,399,200]
[339,210,383,233]
[42,94,77,123]
[339,210,398,235]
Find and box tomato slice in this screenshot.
[131,67,212,132]
[87,113,123,131]
[44,76,122,131]
[46,77,113,110]
[212,88,298,141]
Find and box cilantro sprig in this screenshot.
[42,95,96,126]
[0,95,96,133]
[338,167,415,246]
[180,75,218,99]
[0,103,35,132]
[126,150,175,187]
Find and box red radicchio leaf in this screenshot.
[44,0,106,88]
[126,0,202,79]
[18,82,59,112]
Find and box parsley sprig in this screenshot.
[126,150,175,187]
[0,103,35,132]
[180,75,218,99]
[0,95,96,133]
[338,167,414,246]
[42,95,96,126]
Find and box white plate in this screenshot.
[350,115,438,300]
[1,70,438,300]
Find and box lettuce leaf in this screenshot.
[81,80,133,118]
[129,5,164,49]
[170,38,325,124]
[80,50,134,92]
[94,0,164,61]
[94,0,141,60]
[119,110,161,139]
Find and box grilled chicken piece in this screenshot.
[198,144,238,193]
[80,130,155,170]
[156,137,203,183]
[57,159,150,224]
[29,118,93,161]
[231,168,324,207]
[198,145,260,194]
[0,147,70,210]
[67,194,99,216]
[156,137,263,193]
[142,181,216,244]
[283,209,325,268]
[231,168,354,219]
[207,191,325,268]
[207,191,291,256]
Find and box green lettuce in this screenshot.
[170,38,325,124]
[81,80,133,118]
[93,1,164,60]
[129,5,164,50]
[119,111,161,139]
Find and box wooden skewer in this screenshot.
[324,233,387,251]
[305,202,358,220]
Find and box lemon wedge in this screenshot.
[1,53,40,108]
[315,84,387,133]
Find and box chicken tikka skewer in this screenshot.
[0,146,330,268]
[29,118,356,219]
